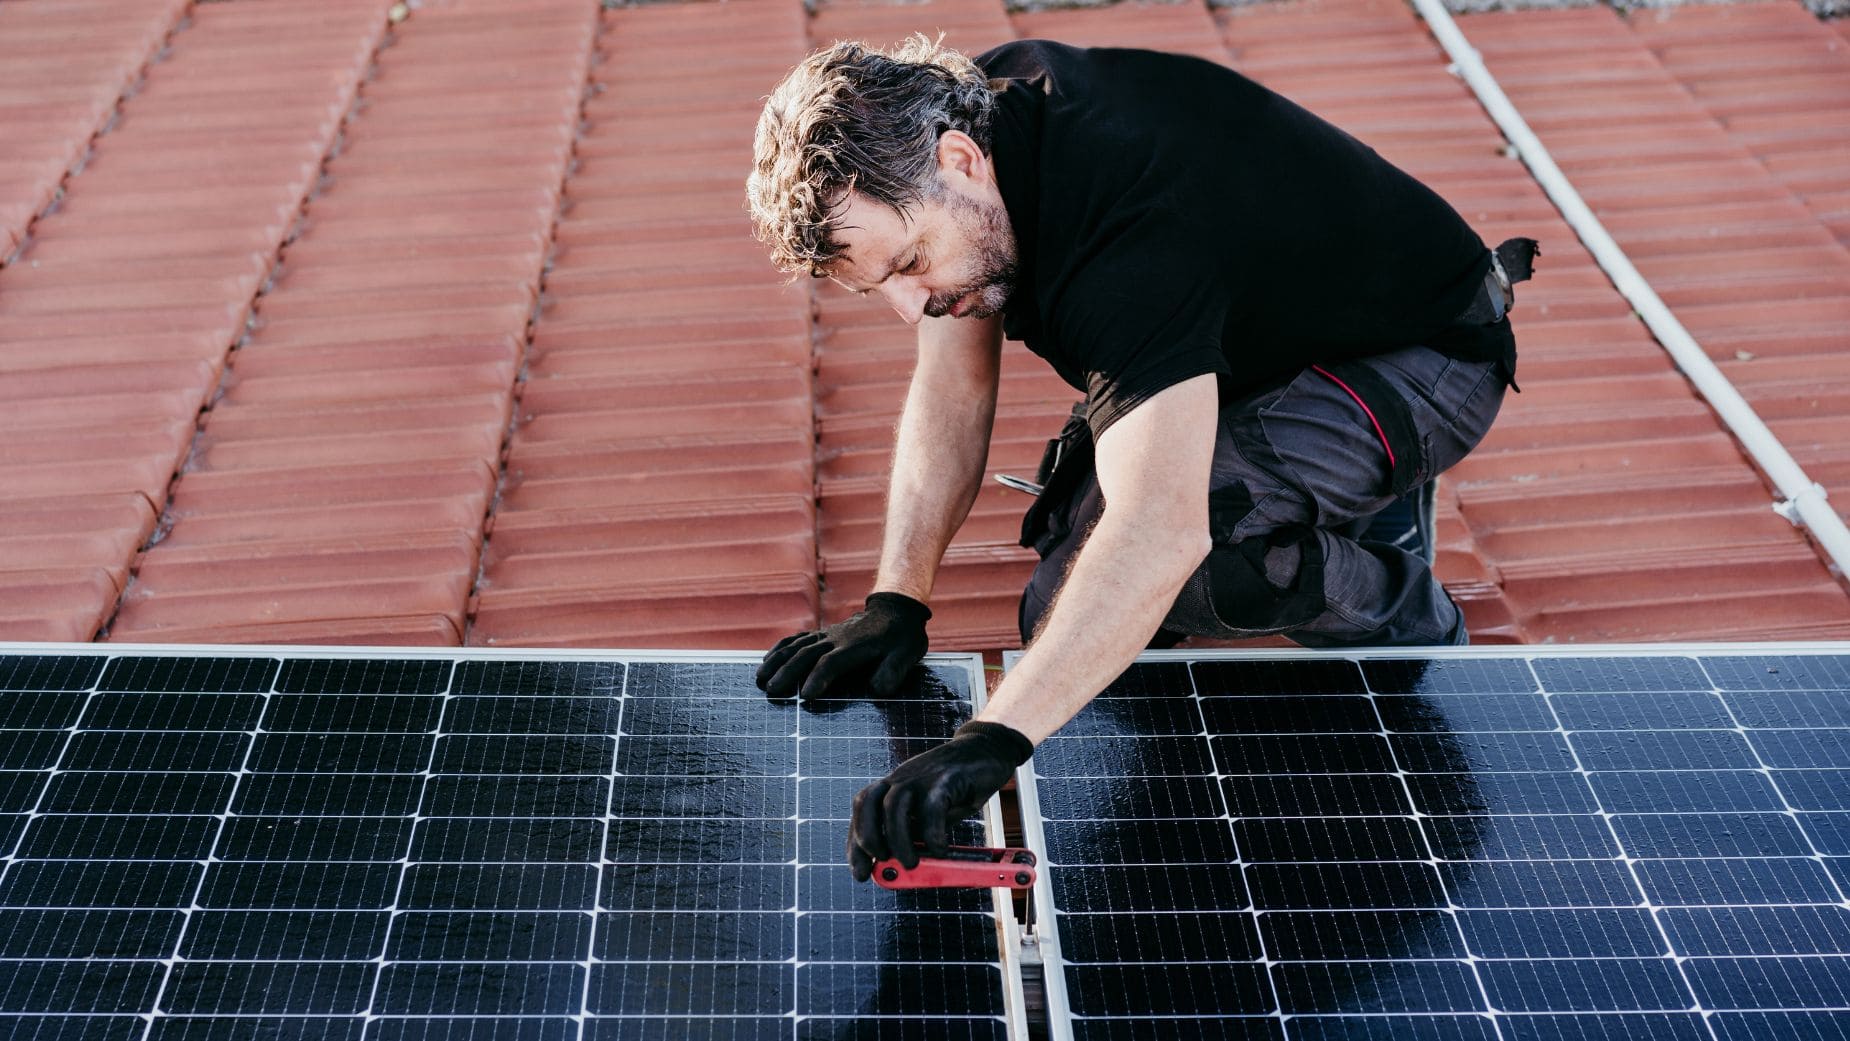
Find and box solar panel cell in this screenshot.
[1222,774,1408,818]
[0,908,183,958]
[99,656,274,694]
[1750,729,1850,769]
[1531,657,1706,693]
[0,729,81,769]
[17,813,217,859]
[0,656,105,693]
[1376,694,1555,733]
[0,961,165,1013]
[1063,911,1261,961]
[1685,955,1850,1009]
[1061,697,1204,737]
[185,910,390,960]
[1422,814,1616,861]
[1404,772,1596,816]
[1439,860,1640,909]
[162,961,377,1015]
[1094,661,1194,697]
[1774,769,1850,811]
[1051,864,1248,913]
[1259,910,1464,960]
[1548,691,1733,731]
[1362,657,1535,695]
[2,691,90,729]
[1610,811,1814,858]
[1455,908,1665,958]
[275,658,450,695]
[1065,962,1272,1015]
[1496,1014,1706,1041]
[411,817,603,862]
[1800,812,1850,854]
[1201,696,1378,735]
[1709,1011,1850,1041]
[1475,958,1693,1013]
[1633,856,1839,906]
[1586,769,1783,814]
[1272,961,1484,1014]
[377,1018,567,1041]
[1700,654,1850,691]
[1039,776,1226,820]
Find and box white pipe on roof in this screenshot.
[1406,0,1850,579]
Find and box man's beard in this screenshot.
[922,189,1019,320]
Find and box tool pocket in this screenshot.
[1018,401,1095,558]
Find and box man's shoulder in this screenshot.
[975,38,1089,80]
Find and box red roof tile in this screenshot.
[1412,1,1850,641]
[0,0,1842,651]
[0,0,188,258]
[0,0,390,643]
[469,0,820,650]
[106,0,597,646]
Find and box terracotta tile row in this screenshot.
[1620,2,1850,488]
[102,0,598,646]
[0,0,392,642]
[805,0,1055,651]
[1379,1,1850,640]
[468,0,820,650]
[1626,1,1850,251]
[0,0,188,261]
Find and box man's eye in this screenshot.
[902,254,924,274]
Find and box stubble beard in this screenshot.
[924,190,1019,321]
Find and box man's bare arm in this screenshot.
[874,312,1004,602]
[975,373,1219,741]
[843,373,1219,873]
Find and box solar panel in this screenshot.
[0,647,1027,1040]
[1007,646,1850,1041]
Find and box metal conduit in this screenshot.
[1407,0,1850,579]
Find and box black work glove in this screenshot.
[755,592,931,701]
[847,720,1034,882]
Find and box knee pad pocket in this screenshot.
[1207,526,1327,630]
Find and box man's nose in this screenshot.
[878,279,929,325]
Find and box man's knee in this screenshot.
[1162,526,1327,637]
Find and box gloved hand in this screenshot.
[755,592,931,701]
[847,720,1035,882]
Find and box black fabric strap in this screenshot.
[1019,401,1095,554]
[1496,237,1540,283]
[1455,237,1541,326]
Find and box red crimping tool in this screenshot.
[873,845,1038,891]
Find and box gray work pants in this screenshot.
[1018,344,1507,648]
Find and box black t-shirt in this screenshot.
[979,40,1500,436]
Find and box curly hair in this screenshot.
[747,34,997,278]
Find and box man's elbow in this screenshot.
[1174,525,1213,581]
[1119,511,1213,583]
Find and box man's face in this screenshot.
[827,180,1018,326]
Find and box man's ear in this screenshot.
[935,130,989,187]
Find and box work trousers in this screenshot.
[1018,344,1508,648]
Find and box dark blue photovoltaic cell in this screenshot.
[0,653,1008,1039]
[0,656,106,692]
[1029,650,1850,1039]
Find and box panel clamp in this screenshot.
[1774,481,1831,527]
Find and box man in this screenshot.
[744,36,1535,880]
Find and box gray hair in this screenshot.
[747,33,996,278]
